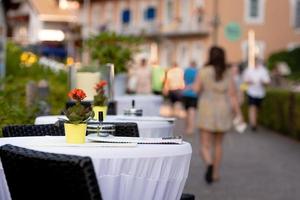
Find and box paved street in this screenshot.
[174,120,300,200]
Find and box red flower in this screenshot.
[68,88,87,101]
[95,80,107,91]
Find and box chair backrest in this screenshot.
[87,122,139,137]
[2,124,65,137]
[0,144,102,200]
[110,122,139,137]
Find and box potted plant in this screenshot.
[93,80,108,120]
[64,88,93,144]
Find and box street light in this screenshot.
[212,0,220,45]
[248,30,256,68]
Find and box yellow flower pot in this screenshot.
[64,123,87,144]
[93,106,108,121]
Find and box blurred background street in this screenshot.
[174,119,300,200]
[0,0,300,199]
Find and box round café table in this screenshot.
[34,115,175,138]
[0,136,191,200]
[115,95,163,116]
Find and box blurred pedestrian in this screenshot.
[242,58,270,131]
[163,62,185,117]
[182,61,199,135]
[231,63,244,105]
[126,62,138,94]
[193,46,243,184]
[151,60,165,95]
[135,58,152,94]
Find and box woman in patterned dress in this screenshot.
[193,46,242,184]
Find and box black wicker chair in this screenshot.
[104,122,139,137]
[3,122,139,138]
[181,193,195,200]
[2,124,65,137]
[0,144,102,200]
[87,122,139,137]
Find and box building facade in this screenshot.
[85,0,300,68]
[205,0,300,63]
[86,0,208,68]
[6,0,80,59]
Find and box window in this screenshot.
[122,9,131,24]
[180,0,190,24]
[295,0,300,28]
[144,7,156,21]
[249,0,258,17]
[290,0,300,31]
[176,43,188,68]
[192,43,204,67]
[165,0,173,24]
[244,0,265,24]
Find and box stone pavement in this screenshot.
[173,120,300,200]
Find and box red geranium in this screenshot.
[65,88,93,124]
[94,80,107,93]
[68,88,87,102]
[93,80,108,106]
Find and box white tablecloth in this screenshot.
[35,115,175,138]
[35,115,66,125]
[0,136,192,200]
[115,95,163,116]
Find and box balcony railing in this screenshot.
[160,20,208,37]
[101,19,208,38]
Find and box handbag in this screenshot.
[233,117,247,133]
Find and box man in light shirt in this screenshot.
[243,58,270,131]
[151,60,165,95]
[163,62,185,117]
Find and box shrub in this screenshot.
[243,89,300,140]
[0,42,68,136]
[85,32,142,74]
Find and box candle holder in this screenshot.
[124,100,143,116]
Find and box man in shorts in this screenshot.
[182,61,199,134]
[243,58,270,131]
[163,62,185,117]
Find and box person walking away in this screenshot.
[193,46,243,184]
[163,62,185,117]
[126,62,138,94]
[135,58,152,94]
[182,61,199,135]
[242,58,270,131]
[151,60,165,95]
[231,63,244,105]
[231,63,247,133]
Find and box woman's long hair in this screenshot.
[206,46,227,82]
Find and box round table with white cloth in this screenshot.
[115,95,163,116]
[34,115,175,138]
[0,136,192,200]
[34,115,67,125]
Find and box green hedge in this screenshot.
[243,89,300,140]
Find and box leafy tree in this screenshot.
[267,47,300,81]
[85,32,142,74]
[0,42,68,136]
